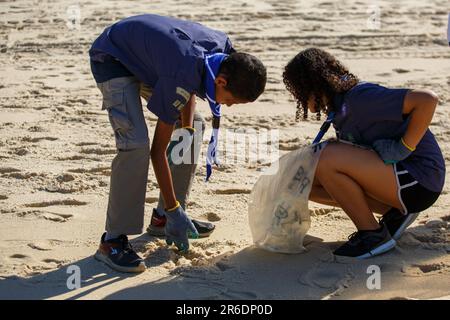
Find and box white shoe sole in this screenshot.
[392,213,419,240]
[356,238,397,259]
[94,251,146,273]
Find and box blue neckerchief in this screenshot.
[312,112,335,144]
[204,53,228,181]
[312,93,345,144]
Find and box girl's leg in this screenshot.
[312,142,402,231]
[310,180,392,214]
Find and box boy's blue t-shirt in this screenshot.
[90,56,133,83]
[89,14,234,124]
[333,82,445,193]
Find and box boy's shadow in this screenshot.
[0,255,130,300]
[0,234,167,300]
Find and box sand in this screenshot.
[0,0,449,300]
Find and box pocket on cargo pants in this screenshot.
[103,90,134,147]
[97,77,149,150]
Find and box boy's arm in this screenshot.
[150,119,177,209]
[151,100,199,252]
[150,93,196,209]
[181,94,196,128]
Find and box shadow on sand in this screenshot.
[0,225,448,300]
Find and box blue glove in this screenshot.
[372,138,413,164]
[165,202,198,253]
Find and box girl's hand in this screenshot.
[372,138,412,164]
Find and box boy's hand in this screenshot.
[372,138,413,164]
[165,202,198,253]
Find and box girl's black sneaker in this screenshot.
[379,208,419,240]
[333,224,396,259]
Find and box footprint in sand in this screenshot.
[0,167,21,174]
[40,212,74,222]
[28,242,53,251]
[376,72,392,77]
[21,136,58,143]
[278,137,304,151]
[215,261,233,272]
[56,174,75,183]
[309,207,340,216]
[202,212,221,222]
[10,254,30,259]
[56,155,88,161]
[279,143,300,151]
[402,263,450,276]
[17,210,74,222]
[393,68,410,74]
[14,148,29,156]
[213,188,251,195]
[145,196,159,204]
[38,258,66,269]
[28,239,64,252]
[67,98,89,105]
[68,166,110,175]
[409,232,447,245]
[3,172,41,180]
[42,258,65,265]
[80,148,116,155]
[75,142,97,147]
[43,184,78,194]
[299,259,354,294]
[27,125,46,133]
[25,199,87,208]
[425,218,447,229]
[215,257,234,271]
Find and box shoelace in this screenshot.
[123,241,134,253]
[348,229,383,250]
[115,236,134,254]
[378,212,397,226]
[347,231,360,243]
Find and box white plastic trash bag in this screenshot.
[248,142,327,254]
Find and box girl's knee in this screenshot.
[315,143,339,178]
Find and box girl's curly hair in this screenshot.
[283,48,359,121]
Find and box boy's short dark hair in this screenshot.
[219,52,267,102]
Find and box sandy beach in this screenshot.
[0,0,449,299]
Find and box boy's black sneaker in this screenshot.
[147,208,215,238]
[95,233,146,273]
[379,208,419,240]
[333,224,396,259]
